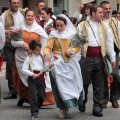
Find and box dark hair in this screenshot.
[42,7,53,16]
[2,7,9,13]
[100,1,109,7]
[56,16,67,25]
[85,3,93,9]
[62,10,67,14]
[36,0,45,6]
[112,10,117,15]
[29,40,42,50]
[25,10,34,16]
[69,17,77,25]
[90,5,101,16]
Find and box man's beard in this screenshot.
[106,13,110,17]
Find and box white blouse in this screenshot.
[22,54,44,76]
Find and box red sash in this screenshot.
[87,46,102,58]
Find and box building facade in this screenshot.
[0,0,120,16]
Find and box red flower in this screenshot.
[54,56,58,60]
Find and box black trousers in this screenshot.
[79,56,105,112]
[28,77,46,116]
[4,42,16,94]
[103,52,120,103]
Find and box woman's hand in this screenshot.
[44,54,51,62]
[65,50,72,57]
[22,42,29,50]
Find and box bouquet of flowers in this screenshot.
[38,56,58,75]
[6,27,22,41]
[70,30,88,48]
[45,22,54,35]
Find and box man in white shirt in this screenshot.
[77,5,116,117]
[0,0,24,99]
[100,1,120,109]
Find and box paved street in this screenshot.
[0,62,120,120]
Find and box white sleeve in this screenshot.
[11,39,24,48]
[77,23,82,35]
[22,57,34,76]
[0,13,5,26]
[106,26,116,62]
[0,23,5,49]
[39,26,48,54]
[117,21,120,42]
[73,11,82,23]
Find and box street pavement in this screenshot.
[0,62,120,120]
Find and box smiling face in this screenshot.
[25,11,34,26]
[56,20,66,32]
[102,4,111,17]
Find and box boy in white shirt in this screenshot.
[22,40,46,120]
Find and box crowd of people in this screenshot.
[0,0,120,120]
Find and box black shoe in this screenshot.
[111,100,119,108]
[3,93,17,99]
[79,103,86,112]
[92,111,103,117]
[17,98,25,106]
[102,103,107,108]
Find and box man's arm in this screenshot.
[106,25,116,67]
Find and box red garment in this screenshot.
[34,15,44,28]
[87,46,102,57]
[33,71,45,86]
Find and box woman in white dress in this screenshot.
[11,10,49,106]
[44,14,83,119]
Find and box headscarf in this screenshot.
[20,20,48,50]
[49,14,76,39]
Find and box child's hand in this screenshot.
[33,73,39,79]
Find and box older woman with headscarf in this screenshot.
[11,10,51,107]
[44,14,83,119]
